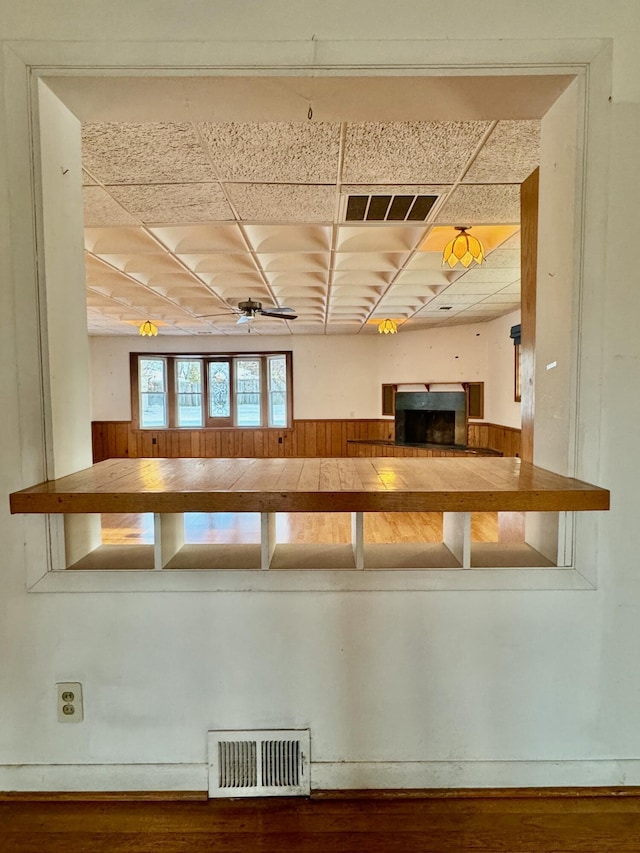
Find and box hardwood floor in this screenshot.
[2,790,640,852]
[101,511,501,545]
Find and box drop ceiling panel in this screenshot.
[393,269,454,287]
[94,254,186,275]
[264,271,327,287]
[226,184,336,222]
[149,224,247,253]
[332,270,393,287]
[455,267,520,284]
[107,183,234,224]
[334,252,409,271]
[435,185,521,224]
[463,121,540,183]
[82,122,216,184]
[257,253,329,272]
[84,227,162,254]
[336,225,426,253]
[177,253,259,273]
[198,122,341,182]
[342,121,491,183]
[83,186,138,227]
[243,225,331,253]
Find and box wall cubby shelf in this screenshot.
[10,457,609,573]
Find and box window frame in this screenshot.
[131,351,293,430]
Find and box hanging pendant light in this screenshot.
[378,318,398,335]
[139,320,158,337]
[442,227,485,269]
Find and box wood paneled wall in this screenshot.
[467,422,521,458]
[92,419,396,463]
[92,420,520,462]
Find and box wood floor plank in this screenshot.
[1,794,640,853]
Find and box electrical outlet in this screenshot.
[57,682,83,723]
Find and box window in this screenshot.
[132,352,292,429]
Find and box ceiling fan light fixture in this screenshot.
[139,320,158,337]
[442,226,485,269]
[378,318,398,335]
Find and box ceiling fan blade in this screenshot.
[259,309,298,320]
[197,310,239,318]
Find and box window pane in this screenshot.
[139,357,167,428]
[268,355,287,427]
[176,360,203,427]
[235,358,262,426]
[208,361,231,418]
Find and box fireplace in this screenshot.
[395,385,467,447]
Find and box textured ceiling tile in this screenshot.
[107,183,234,224]
[199,122,341,183]
[82,122,215,184]
[227,183,336,223]
[150,224,247,253]
[479,293,521,304]
[464,121,540,183]
[342,122,491,184]
[243,225,331,253]
[484,248,520,268]
[341,183,448,197]
[456,267,519,284]
[83,186,138,227]
[443,280,502,296]
[435,184,521,225]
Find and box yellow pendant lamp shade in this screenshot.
[139,320,158,337]
[378,318,398,335]
[442,227,485,269]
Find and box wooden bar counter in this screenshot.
[10,456,609,515]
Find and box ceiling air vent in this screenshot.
[345,194,437,222]
[208,729,310,798]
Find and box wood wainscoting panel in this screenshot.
[92,419,396,462]
[92,420,520,463]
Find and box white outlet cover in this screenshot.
[56,682,84,723]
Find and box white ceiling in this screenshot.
[75,75,568,337]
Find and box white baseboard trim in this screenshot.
[2,759,640,793]
[0,763,207,792]
[311,759,640,790]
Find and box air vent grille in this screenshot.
[345,194,437,222]
[208,729,310,798]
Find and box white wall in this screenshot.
[89,317,515,424]
[484,310,521,428]
[0,1,637,792]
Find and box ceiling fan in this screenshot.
[199,298,298,325]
